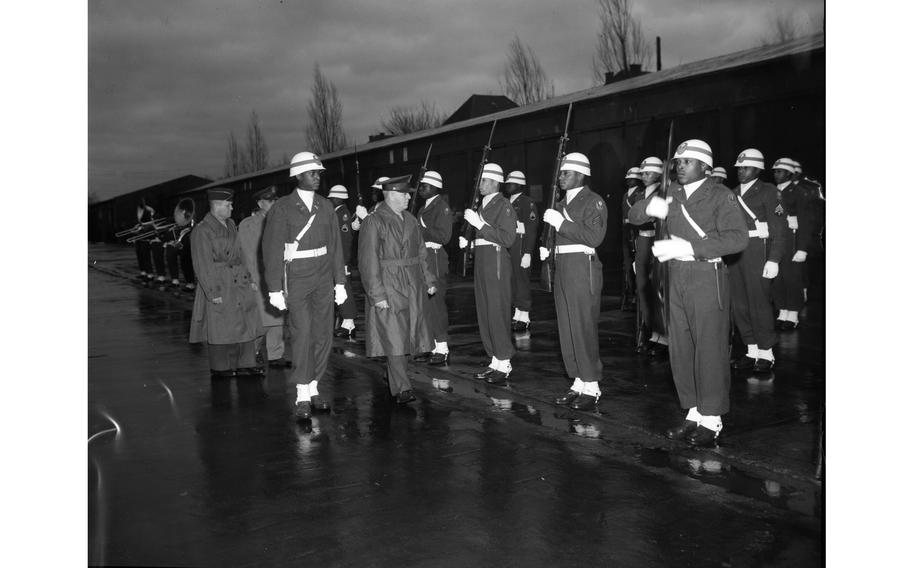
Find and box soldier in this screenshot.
[727,149,786,374]
[189,188,264,379]
[459,163,517,384]
[620,167,643,311]
[710,166,730,189]
[366,176,390,214]
[238,186,289,368]
[164,198,196,289]
[540,152,607,412]
[261,151,347,420]
[411,171,454,365]
[358,175,438,404]
[328,184,358,340]
[631,156,668,357]
[134,200,156,281]
[770,157,817,330]
[630,139,748,446]
[504,171,539,332]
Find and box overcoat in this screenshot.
[189,213,263,344]
[358,202,436,357]
[238,211,284,327]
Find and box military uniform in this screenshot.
[359,199,436,399]
[417,193,454,349]
[772,177,818,327]
[472,192,517,367]
[334,202,357,326]
[630,185,665,342]
[239,206,286,364]
[189,206,263,374]
[261,188,345,393]
[726,178,785,366]
[507,191,539,324]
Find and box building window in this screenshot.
[389,149,395,164]
[403,147,408,162]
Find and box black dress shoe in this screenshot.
[647,343,669,358]
[686,425,720,447]
[485,370,510,385]
[310,395,331,411]
[511,320,529,332]
[395,390,417,405]
[665,420,699,440]
[774,319,786,330]
[731,355,757,370]
[294,401,312,420]
[413,351,432,363]
[753,358,774,373]
[334,327,356,340]
[570,393,599,412]
[474,368,495,379]
[428,352,449,365]
[780,321,798,331]
[268,358,292,368]
[555,390,580,406]
[210,369,236,379]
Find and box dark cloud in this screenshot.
[89,0,823,200]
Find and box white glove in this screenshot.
[355,205,368,220]
[645,197,669,219]
[463,209,483,230]
[543,208,565,230]
[420,217,427,228]
[792,250,807,263]
[787,215,798,230]
[427,286,437,296]
[632,263,637,275]
[334,284,347,305]
[351,218,361,231]
[762,261,779,279]
[652,235,694,263]
[459,236,469,249]
[539,246,550,261]
[344,265,351,276]
[754,221,769,239]
[520,253,531,269]
[516,221,526,235]
[269,292,287,311]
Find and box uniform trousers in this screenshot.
[337,279,356,320]
[179,248,195,284]
[263,324,285,360]
[385,355,412,396]
[135,241,153,273]
[165,245,181,281]
[150,240,167,278]
[554,252,603,382]
[208,340,257,372]
[426,248,449,341]
[772,229,805,313]
[634,234,664,335]
[728,238,776,349]
[667,260,731,415]
[509,237,532,312]
[474,245,514,360]
[286,276,334,384]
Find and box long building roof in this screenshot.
[198,33,824,191]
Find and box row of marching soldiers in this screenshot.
[147,139,820,447]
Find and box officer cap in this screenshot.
[381,175,414,193]
[207,187,234,201]
[253,186,278,202]
[372,176,391,190]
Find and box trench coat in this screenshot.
[189,213,263,345]
[238,210,285,327]
[357,202,436,357]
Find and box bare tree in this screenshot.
[224,130,244,178]
[591,0,653,84]
[304,63,348,154]
[500,35,555,106]
[760,9,823,46]
[380,99,446,135]
[244,111,270,172]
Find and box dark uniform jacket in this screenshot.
[475,193,517,249]
[731,180,787,263]
[778,180,818,254]
[334,203,354,266]
[418,194,454,274]
[189,213,263,344]
[555,186,607,250]
[630,185,658,232]
[358,202,436,357]
[630,179,748,259]
[509,193,539,255]
[261,190,345,293]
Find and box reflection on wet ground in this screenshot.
[89,246,822,566]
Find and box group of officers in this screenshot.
[170,137,822,447]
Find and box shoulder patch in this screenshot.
[595,200,604,210]
[504,206,512,216]
[726,194,736,204]
[443,207,450,215]
[341,224,349,232]
[342,213,349,221]
[774,203,784,216]
[529,211,537,221]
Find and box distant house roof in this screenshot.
[443,94,518,125]
[93,174,213,206]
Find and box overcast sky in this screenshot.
[88,0,824,201]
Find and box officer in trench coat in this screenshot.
[358,175,437,404]
[189,188,264,378]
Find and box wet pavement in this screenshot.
[89,244,823,567]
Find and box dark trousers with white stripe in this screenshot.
[509,237,532,312]
[772,229,805,313]
[554,252,603,382]
[474,245,514,360]
[426,248,449,342]
[728,238,776,350]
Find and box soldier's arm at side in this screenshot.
[558,197,607,248]
[628,198,653,226]
[523,201,540,255]
[764,185,787,263]
[690,192,749,259]
[416,229,437,291]
[795,186,818,253]
[424,206,452,245]
[328,207,346,285]
[261,204,285,292]
[357,217,387,306]
[190,225,220,301]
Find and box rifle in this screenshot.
[539,103,574,293]
[408,143,433,214]
[653,120,675,332]
[353,144,363,207]
[459,120,497,277]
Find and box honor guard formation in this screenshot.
[121,130,823,447]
